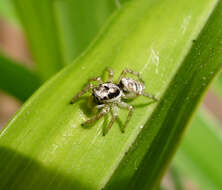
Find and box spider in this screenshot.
[70,68,157,135]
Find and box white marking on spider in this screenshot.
[70,68,158,135]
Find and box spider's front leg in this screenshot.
[104,104,118,135]
[117,102,134,133]
[88,76,103,84]
[143,92,158,101]
[70,83,93,104]
[81,105,110,126]
[70,77,103,104]
[104,67,114,82]
[118,68,144,83]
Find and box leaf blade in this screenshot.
[111,1,222,188]
[173,109,222,190]
[0,0,20,26]
[0,53,41,101]
[12,0,65,80]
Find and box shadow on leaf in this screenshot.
[0,146,93,190]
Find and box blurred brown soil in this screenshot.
[0,18,31,127]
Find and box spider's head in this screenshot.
[92,83,122,103]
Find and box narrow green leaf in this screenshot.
[54,0,127,64]
[0,0,221,190]
[12,0,129,80]
[107,1,222,189]
[158,186,167,190]
[0,53,41,101]
[173,109,222,190]
[0,0,20,26]
[12,0,65,80]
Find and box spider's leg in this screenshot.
[95,104,105,109]
[70,76,103,104]
[143,92,158,101]
[81,105,110,126]
[70,83,93,104]
[88,76,103,84]
[104,104,118,135]
[118,68,144,83]
[117,102,134,133]
[123,92,137,99]
[105,67,114,82]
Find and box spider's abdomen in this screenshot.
[119,77,144,95]
[93,83,122,103]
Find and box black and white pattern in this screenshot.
[93,83,122,102]
[70,68,157,135]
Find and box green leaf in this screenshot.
[12,0,66,80]
[12,0,129,80]
[54,0,127,64]
[0,0,20,26]
[0,0,221,189]
[158,186,167,190]
[173,109,222,190]
[0,53,41,101]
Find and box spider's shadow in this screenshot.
[71,96,105,130]
[71,96,94,117]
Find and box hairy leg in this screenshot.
[118,68,144,83]
[70,76,103,104]
[104,104,118,135]
[88,76,103,84]
[105,67,114,82]
[70,83,93,104]
[117,102,134,132]
[143,92,158,101]
[81,105,110,126]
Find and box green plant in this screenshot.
[0,0,221,189]
[173,109,222,190]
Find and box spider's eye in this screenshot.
[104,86,109,90]
[108,89,120,99]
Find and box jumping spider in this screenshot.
[70,68,157,135]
